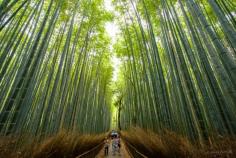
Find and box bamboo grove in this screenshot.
[1,0,236,147]
[0,0,113,136]
[114,0,236,144]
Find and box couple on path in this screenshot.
[104,131,121,156]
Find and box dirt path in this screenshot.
[96,139,131,158]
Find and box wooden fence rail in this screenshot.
[76,142,104,158]
[124,140,148,158]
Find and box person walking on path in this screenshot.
[112,137,117,155]
[104,137,109,156]
[117,136,121,153]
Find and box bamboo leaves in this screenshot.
[115,0,236,145]
[0,0,113,138]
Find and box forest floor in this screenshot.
[96,139,131,158]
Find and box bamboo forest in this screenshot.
[0,0,236,157]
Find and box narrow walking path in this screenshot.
[96,139,131,158]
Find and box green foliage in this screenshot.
[0,0,113,139]
[114,0,236,146]
[0,0,236,149]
